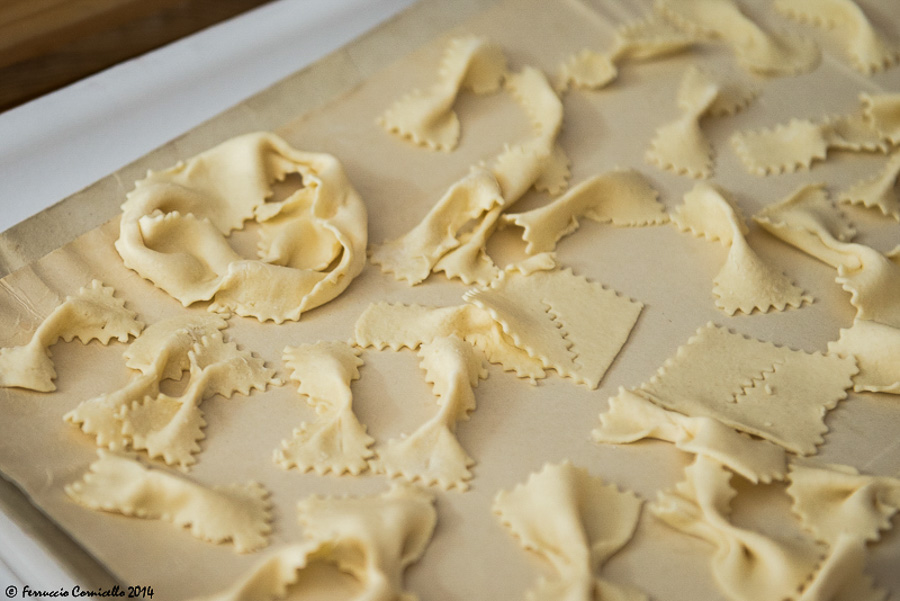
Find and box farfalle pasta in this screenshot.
[558,14,698,90]
[647,66,756,178]
[655,0,820,75]
[503,169,668,255]
[274,341,374,476]
[115,132,367,323]
[0,281,143,392]
[67,451,272,553]
[828,318,900,393]
[379,35,506,151]
[370,335,486,490]
[190,483,436,601]
[650,456,823,601]
[839,149,900,221]
[671,182,812,314]
[464,255,643,389]
[493,462,646,601]
[774,0,900,73]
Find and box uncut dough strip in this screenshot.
[0,280,143,392]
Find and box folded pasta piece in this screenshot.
[655,0,820,75]
[673,182,812,314]
[115,132,367,323]
[119,332,278,469]
[788,462,900,546]
[66,451,272,553]
[798,534,886,601]
[558,14,698,90]
[593,388,787,483]
[774,0,900,73]
[274,341,373,476]
[647,66,756,179]
[189,483,436,601]
[650,456,823,601]
[861,92,900,144]
[374,66,567,287]
[828,318,900,393]
[756,184,900,328]
[732,112,891,175]
[634,323,857,455]
[493,462,646,601]
[464,255,643,389]
[370,168,504,285]
[378,35,506,151]
[65,314,228,450]
[502,170,668,254]
[370,336,486,490]
[0,280,143,392]
[353,301,546,380]
[840,150,900,221]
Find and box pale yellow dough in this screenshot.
[861,92,900,144]
[189,483,436,601]
[647,66,756,179]
[370,335,487,491]
[464,255,643,389]
[558,15,698,90]
[379,36,506,151]
[828,318,900,393]
[503,169,668,255]
[274,341,374,476]
[493,461,646,601]
[115,132,367,323]
[650,456,823,601]
[672,182,812,314]
[774,0,900,73]
[840,149,900,221]
[632,323,857,455]
[66,451,272,553]
[0,280,143,392]
[593,388,787,484]
[655,0,820,75]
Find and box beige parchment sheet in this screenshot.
[1,0,900,599]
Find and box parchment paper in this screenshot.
[1,0,899,599]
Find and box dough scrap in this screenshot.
[558,14,698,90]
[828,318,900,393]
[370,336,487,491]
[655,0,820,75]
[840,149,900,221]
[188,483,436,601]
[650,456,823,601]
[593,388,788,484]
[503,169,668,255]
[463,256,643,389]
[731,112,890,176]
[673,182,812,314]
[0,281,143,392]
[756,185,900,328]
[115,132,367,323]
[374,66,566,287]
[788,462,900,546]
[274,342,374,476]
[118,332,278,469]
[861,92,900,144]
[66,451,272,553]
[774,0,900,73]
[646,66,756,179]
[493,461,646,601]
[354,302,546,380]
[636,323,857,455]
[378,36,506,151]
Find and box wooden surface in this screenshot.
[0,0,272,112]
